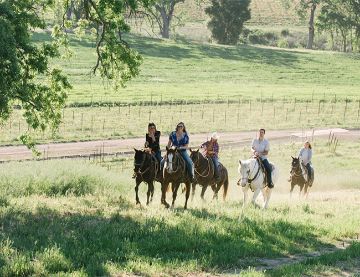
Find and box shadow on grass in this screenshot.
[0,202,333,276]
[32,31,307,67]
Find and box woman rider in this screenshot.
[145,122,161,163]
[167,122,195,182]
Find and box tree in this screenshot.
[317,0,360,52]
[150,0,184,39]
[0,0,153,148]
[282,0,321,49]
[205,0,251,45]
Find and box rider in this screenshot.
[251,128,273,188]
[201,132,220,182]
[145,122,161,163]
[299,141,313,184]
[167,122,195,182]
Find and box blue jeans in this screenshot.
[261,158,272,186]
[179,150,194,178]
[154,150,162,163]
[305,163,312,181]
[211,156,220,178]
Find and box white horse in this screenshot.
[237,158,279,209]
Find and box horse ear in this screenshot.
[196,148,199,153]
[134,148,138,152]
[166,146,169,151]
[239,160,242,165]
[291,156,295,159]
[189,147,193,153]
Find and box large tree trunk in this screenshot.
[160,8,170,39]
[306,3,317,49]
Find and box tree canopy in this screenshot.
[0,0,153,148]
[205,0,251,45]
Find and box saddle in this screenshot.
[255,157,274,186]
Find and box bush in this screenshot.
[277,38,289,48]
[281,29,290,37]
[38,247,72,273]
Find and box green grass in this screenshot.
[32,32,360,105]
[3,89,360,145]
[0,140,359,276]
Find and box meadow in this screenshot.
[0,139,359,276]
[0,31,358,146]
[32,33,360,104]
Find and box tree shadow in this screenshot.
[32,31,308,67]
[0,203,333,275]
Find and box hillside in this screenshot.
[34,33,360,104]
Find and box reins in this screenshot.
[193,152,212,178]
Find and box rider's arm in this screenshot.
[251,139,258,155]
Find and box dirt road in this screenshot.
[0,128,357,162]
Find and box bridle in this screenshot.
[192,151,212,178]
[134,152,151,178]
[291,159,303,178]
[164,151,182,174]
[238,158,262,185]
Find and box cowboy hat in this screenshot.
[209,132,220,140]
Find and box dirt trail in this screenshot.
[0,128,357,162]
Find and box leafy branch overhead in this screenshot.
[60,0,154,87]
[0,0,154,150]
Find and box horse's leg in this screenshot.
[146,181,154,204]
[150,181,155,202]
[299,184,304,199]
[304,183,309,199]
[252,188,261,207]
[184,182,191,209]
[212,183,221,200]
[171,183,180,208]
[135,178,141,205]
[200,185,207,201]
[290,182,295,199]
[242,186,249,208]
[263,188,272,209]
[161,182,170,208]
[191,183,196,201]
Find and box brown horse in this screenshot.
[161,147,191,209]
[289,156,314,198]
[190,149,229,201]
[133,149,162,205]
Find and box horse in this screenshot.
[190,149,229,201]
[133,148,162,205]
[289,156,314,198]
[237,158,279,209]
[161,147,191,209]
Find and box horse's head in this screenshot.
[237,159,251,186]
[164,146,178,173]
[291,156,300,172]
[190,148,201,165]
[133,148,146,173]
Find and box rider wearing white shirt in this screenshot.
[251,128,273,188]
[299,141,313,183]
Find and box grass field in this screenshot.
[2,98,360,145]
[0,139,359,276]
[32,32,360,105]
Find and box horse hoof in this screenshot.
[136,201,141,205]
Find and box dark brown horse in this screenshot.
[161,147,191,209]
[289,156,314,198]
[133,149,162,205]
[190,149,229,201]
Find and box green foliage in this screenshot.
[0,0,71,145]
[38,246,72,273]
[205,0,251,45]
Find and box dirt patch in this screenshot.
[0,128,358,162]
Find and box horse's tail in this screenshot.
[223,168,229,201]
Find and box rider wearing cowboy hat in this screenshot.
[201,132,221,182]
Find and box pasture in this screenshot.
[32,33,360,104]
[0,139,359,276]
